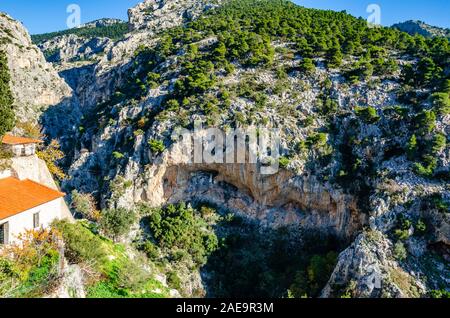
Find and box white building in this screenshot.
[1,134,42,157]
[0,177,66,245]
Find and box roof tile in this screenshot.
[0,177,65,221]
[1,135,43,145]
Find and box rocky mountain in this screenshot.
[80,18,125,29]
[393,20,450,39]
[0,12,73,123]
[128,0,224,32]
[1,0,449,298]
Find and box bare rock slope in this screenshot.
[0,12,72,123]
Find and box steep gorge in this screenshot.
[2,0,448,298]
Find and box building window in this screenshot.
[0,222,9,245]
[33,212,40,229]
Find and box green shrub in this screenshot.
[141,241,160,260]
[112,151,125,160]
[165,99,180,112]
[431,92,450,116]
[326,44,343,68]
[53,220,108,266]
[299,58,316,74]
[148,139,165,154]
[71,190,99,221]
[428,193,449,214]
[406,134,418,159]
[415,110,436,134]
[317,97,338,116]
[279,156,291,169]
[99,208,137,242]
[393,242,407,261]
[166,271,182,290]
[0,50,15,137]
[394,215,412,240]
[355,106,380,124]
[415,219,427,235]
[430,289,450,298]
[14,250,60,298]
[413,161,436,178]
[115,261,149,291]
[147,203,218,268]
[345,60,374,83]
[289,252,338,298]
[306,132,328,150]
[431,133,446,154]
[394,229,410,241]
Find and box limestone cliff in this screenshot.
[0,12,73,123]
[128,0,224,32]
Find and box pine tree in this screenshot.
[326,42,343,68]
[0,51,15,137]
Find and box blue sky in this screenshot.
[0,0,448,35]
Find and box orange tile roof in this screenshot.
[0,177,65,221]
[1,134,43,145]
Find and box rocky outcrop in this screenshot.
[49,263,86,298]
[0,12,73,123]
[81,18,125,29]
[9,155,61,190]
[38,34,113,64]
[321,231,425,298]
[94,138,363,238]
[392,20,450,39]
[128,0,224,32]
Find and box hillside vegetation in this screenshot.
[31,22,129,45]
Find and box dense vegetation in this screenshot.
[0,50,15,137]
[53,220,169,298]
[0,229,61,298]
[205,216,340,298]
[143,203,219,269]
[31,22,129,45]
[137,202,341,298]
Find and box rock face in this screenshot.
[117,142,364,238]
[128,0,224,32]
[80,18,125,29]
[38,34,113,64]
[321,231,425,298]
[50,263,86,298]
[0,12,73,123]
[392,20,450,39]
[9,155,62,190]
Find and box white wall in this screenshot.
[0,198,63,244]
[0,170,11,179]
[8,144,36,157]
[11,155,59,189]
[3,155,74,222]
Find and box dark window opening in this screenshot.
[0,222,9,245]
[33,212,40,229]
